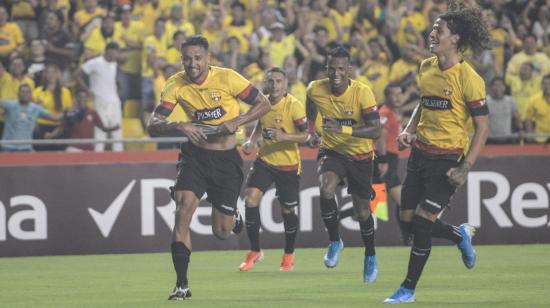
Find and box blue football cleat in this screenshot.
[363,255,378,283]
[457,223,476,269]
[384,286,416,304]
[324,239,344,268]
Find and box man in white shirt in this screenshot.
[76,42,123,151]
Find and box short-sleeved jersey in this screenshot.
[525,94,550,143]
[141,35,167,77]
[114,21,145,74]
[258,94,306,172]
[389,59,418,84]
[159,66,253,125]
[307,78,378,159]
[416,56,488,155]
[74,8,106,31]
[379,105,401,154]
[33,86,73,126]
[0,22,24,56]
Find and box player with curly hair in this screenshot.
[384,3,491,304]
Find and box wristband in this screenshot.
[341,126,353,135]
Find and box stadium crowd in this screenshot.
[0,0,550,151]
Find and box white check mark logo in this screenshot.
[88,180,136,237]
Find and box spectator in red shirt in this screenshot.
[374,83,408,242]
[45,88,119,151]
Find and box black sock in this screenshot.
[171,242,190,287]
[320,197,340,241]
[401,220,413,235]
[359,214,376,256]
[402,216,433,290]
[245,206,261,252]
[400,220,413,244]
[431,219,462,244]
[282,211,299,254]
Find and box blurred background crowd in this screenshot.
[0,0,549,152]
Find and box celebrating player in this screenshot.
[147,35,270,300]
[239,67,309,272]
[306,46,381,283]
[384,4,491,304]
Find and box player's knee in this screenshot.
[245,188,262,207]
[415,205,438,222]
[355,207,371,221]
[212,225,231,240]
[320,185,337,199]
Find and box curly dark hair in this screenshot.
[440,2,491,55]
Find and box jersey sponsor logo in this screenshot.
[421,96,452,110]
[323,118,357,126]
[194,106,226,121]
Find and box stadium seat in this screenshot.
[122,118,156,151]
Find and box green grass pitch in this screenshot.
[1,244,549,307]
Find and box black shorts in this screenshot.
[245,159,300,208]
[317,148,373,199]
[401,147,459,214]
[373,152,402,189]
[173,143,244,215]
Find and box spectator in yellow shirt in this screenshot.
[284,55,307,106]
[0,7,25,61]
[74,0,106,38]
[224,1,254,54]
[260,22,296,68]
[353,0,381,42]
[164,3,195,48]
[505,62,543,119]
[142,18,167,124]
[33,63,73,151]
[396,0,427,47]
[322,0,356,43]
[166,31,186,68]
[115,5,145,104]
[389,43,420,84]
[506,34,550,78]
[83,14,116,60]
[1,57,35,100]
[525,74,550,143]
[200,3,224,53]
[361,38,390,103]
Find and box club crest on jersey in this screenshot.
[421,96,452,110]
[274,115,283,124]
[209,91,222,102]
[443,87,452,96]
[195,106,226,121]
